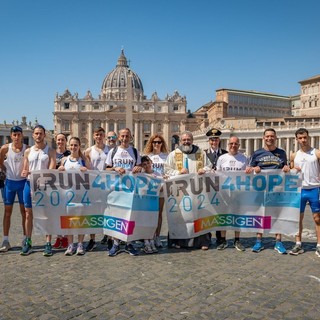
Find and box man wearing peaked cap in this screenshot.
[205,128,227,247]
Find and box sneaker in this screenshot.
[108,244,120,257]
[217,240,228,250]
[107,238,113,251]
[154,236,163,248]
[61,236,68,249]
[86,239,97,252]
[100,235,108,245]
[144,244,153,254]
[252,240,264,253]
[125,243,139,256]
[52,237,62,249]
[315,246,320,257]
[150,242,158,253]
[76,243,85,255]
[0,240,11,252]
[289,244,304,256]
[43,242,53,256]
[274,241,287,254]
[234,240,245,252]
[65,244,75,256]
[20,239,33,255]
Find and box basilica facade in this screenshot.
[53,50,189,151]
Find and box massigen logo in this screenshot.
[60,215,135,235]
[194,214,271,232]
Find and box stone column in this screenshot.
[294,138,298,152]
[253,138,259,151]
[286,137,290,155]
[277,137,282,149]
[163,120,169,150]
[311,136,315,147]
[72,117,79,138]
[151,121,155,135]
[134,120,139,148]
[114,120,118,134]
[88,120,93,147]
[105,120,109,133]
[139,120,143,151]
[55,118,62,134]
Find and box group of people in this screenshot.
[0,124,320,258]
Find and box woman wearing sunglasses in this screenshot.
[143,134,169,249]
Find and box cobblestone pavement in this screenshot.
[0,202,319,320]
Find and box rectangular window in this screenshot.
[64,103,70,109]
[64,121,70,131]
[143,122,151,132]
[172,123,179,132]
[173,105,179,111]
[109,122,114,131]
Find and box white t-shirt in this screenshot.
[216,152,248,171]
[106,146,141,172]
[148,152,167,176]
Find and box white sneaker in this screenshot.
[154,236,163,248]
[144,244,153,254]
[76,243,85,255]
[150,241,158,253]
[0,240,11,252]
[65,244,75,256]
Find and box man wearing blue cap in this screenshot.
[0,126,28,252]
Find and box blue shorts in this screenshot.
[3,179,26,205]
[300,188,320,214]
[23,181,32,209]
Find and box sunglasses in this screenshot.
[107,136,117,140]
[11,126,23,133]
[152,141,162,144]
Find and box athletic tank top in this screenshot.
[89,145,110,171]
[28,145,50,178]
[4,143,27,181]
[63,155,85,171]
[294,148,320,188]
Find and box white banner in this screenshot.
[163,171,302,239]
[31,170,163,242]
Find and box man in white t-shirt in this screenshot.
[216,136,248,251]
[105,128,142,256]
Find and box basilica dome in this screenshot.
[101,49,144,99]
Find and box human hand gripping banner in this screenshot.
[30,170,163,242]
[163,170,302,239]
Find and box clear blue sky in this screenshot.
[1,0,319,130]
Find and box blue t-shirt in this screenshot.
[249,147,287,170]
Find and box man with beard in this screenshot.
[165,131,213,250]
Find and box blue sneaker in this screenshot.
[274,241,287,254]
[20,238,33,256]
[251,240,264,253]
[43,242,53,257]
[108,244,120,257]
[125,243,138,256]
